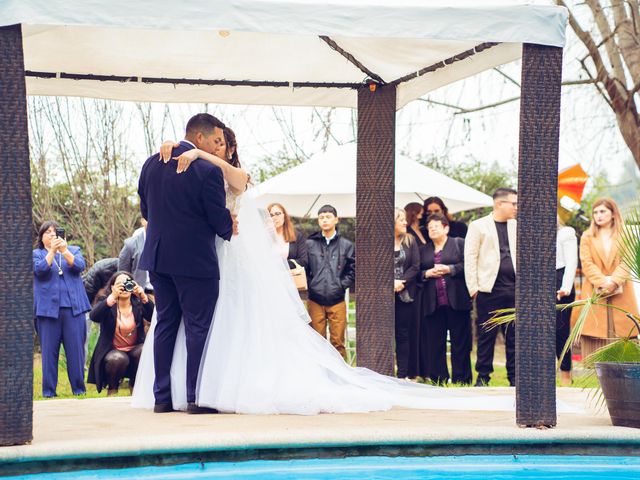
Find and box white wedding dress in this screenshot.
[132,186,581,415]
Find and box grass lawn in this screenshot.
[33,322,130,400]
[33,353,131,400]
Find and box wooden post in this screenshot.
[516,43,563,427]
[0,23,33,446]
[355,85,396,375]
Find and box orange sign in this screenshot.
[558,164,589,204]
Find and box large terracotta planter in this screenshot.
[595,362,640,428]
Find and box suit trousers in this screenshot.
[425,306,473,385]
[475,291,516,384]
[150,272,219,404]
[36,308,87,397]
[308,300,347,359]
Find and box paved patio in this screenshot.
[1,388,639,476]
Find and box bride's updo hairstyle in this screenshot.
[223,127,241,169]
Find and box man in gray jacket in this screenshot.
[118,219,154,299]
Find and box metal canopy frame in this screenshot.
[24,38,498,92]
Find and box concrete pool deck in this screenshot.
[1,388,640,475]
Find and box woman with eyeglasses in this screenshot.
[420,213,472,385]
[88,271,154,396]
[33,221,92,398]
[268,202,308,269]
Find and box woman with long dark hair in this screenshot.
[403,202,428,379]
[404,202,428,246]
[160,126,249,195]
[88,271,154,395]
[422,196,467,239]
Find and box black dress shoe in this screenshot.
[187,402,219,414]
[153,403,175,413]
[474,376,490,387]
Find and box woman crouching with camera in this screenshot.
[88,271,154,396]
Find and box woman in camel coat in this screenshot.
[577,198,639,358]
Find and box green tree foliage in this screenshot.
[412,153,517,223]
[249,150,305,184]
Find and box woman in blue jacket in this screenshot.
[33,221,91,397]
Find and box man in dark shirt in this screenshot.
[493,220,516,293]
[464,188,518,386]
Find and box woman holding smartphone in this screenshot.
[33,221,91,397]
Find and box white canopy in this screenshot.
[251,145,493,217]
[2,0,568,109]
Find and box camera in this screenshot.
[123,277,136,293]
[55,227,65,239]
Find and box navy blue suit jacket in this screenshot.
[138,141,233,279]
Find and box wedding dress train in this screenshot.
[132,191,581,415]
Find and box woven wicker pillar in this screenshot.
[0,24,33,446]
[355,85,396,375]
[516,43,563,427]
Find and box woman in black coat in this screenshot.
[420,213,472,385]
[422,196,468,239]
[403,202,429,379]
[88,271,154,395]
[394,208,421,379]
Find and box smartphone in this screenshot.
[55,228,65,239]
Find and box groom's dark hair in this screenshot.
[186,113,225,136]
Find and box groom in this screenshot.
[138,113,234,414]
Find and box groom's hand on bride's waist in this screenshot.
[232,214,239,235]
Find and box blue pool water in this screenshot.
[7,455,640,479]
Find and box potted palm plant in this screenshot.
[489,206,640,428]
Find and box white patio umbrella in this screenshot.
[251,145,492,217]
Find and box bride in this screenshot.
[132,127,572,415]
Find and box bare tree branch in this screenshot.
[453,97,520,115]
[559,0,640,166]
[417,80,595,114]
[492,67,520,87]
[612,0,640,87]
[586,0,629,88]
[628,0,640,35]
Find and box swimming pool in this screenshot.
[6,455,640,479]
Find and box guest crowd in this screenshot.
[33,191,638,397]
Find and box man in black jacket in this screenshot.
[83,257,118,306]
[306,205,355,359]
